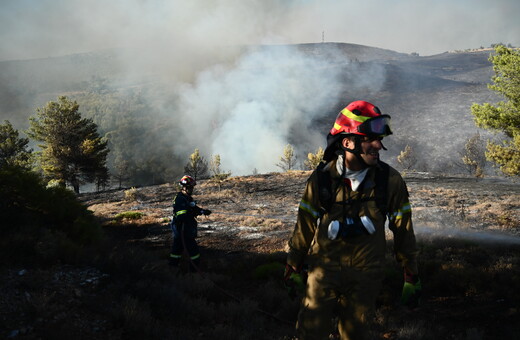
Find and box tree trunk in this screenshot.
[71,178,80,194]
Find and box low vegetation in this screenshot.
[0,166,103,266]
[1,170,518,339]
[113,211,145,221]
[471,45,520,177]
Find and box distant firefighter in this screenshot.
[285,100,421,339]
[169,175,211,272]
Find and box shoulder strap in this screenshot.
[316,161,333,215]
[173,192,188,206]
[374,160,390,216]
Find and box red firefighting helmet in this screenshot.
[324,100,392,161]
[179,175,196,187]
[330,100,392,137]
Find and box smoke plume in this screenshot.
[1,0,518,176]
[172,45,386,174]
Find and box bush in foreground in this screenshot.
[0,166,103,265]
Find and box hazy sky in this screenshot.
[1,0,519,61]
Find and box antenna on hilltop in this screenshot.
[322,31,325,43]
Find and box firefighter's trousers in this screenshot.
[297,264,382,340]
[170,225,200,272]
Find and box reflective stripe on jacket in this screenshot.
[287,159,418,275]
[173,192,203,231]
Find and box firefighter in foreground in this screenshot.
[285,100,421,339]
[169,175,211,272]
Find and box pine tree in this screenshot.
[0,120,32,170]
[209,154,231,189]
[397,145,417,171]
[304,147,324,170]
[461,133,487,177]
[471,45,520,177]
[276,144,297,171]
[184,148,208,180]
[28,96,109,193]
[210,154,231,179]
[112,151,132,189]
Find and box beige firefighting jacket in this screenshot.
[287,159,418,275]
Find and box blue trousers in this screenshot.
[170,224,200,271]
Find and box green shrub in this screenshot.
[114,211,144,221]
[252,261,284,280]
[124,187,139,201]
[0,166,103,265]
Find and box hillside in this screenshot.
[0,42,505,185]
[2,171,519,339]
[295,42,414,62]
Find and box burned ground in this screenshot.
[2,171,519,339]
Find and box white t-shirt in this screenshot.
[336,155,368,192]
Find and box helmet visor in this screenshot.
[357,115,392,136]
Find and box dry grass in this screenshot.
[3,172,519,339]
[410,183,520,232]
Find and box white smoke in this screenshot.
[415,225,520,245]
[173,45,385,175]
[2,0,517,177]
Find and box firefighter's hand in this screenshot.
[401,272,422,309]
[202,209,212,216]
[283,264,297,282]
[284,264,305,299]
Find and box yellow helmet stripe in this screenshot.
[341,108,371,123]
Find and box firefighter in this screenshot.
[285,100,421,339]
[169,175,211,272]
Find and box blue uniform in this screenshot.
[169,191,205,271]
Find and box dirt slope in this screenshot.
[3,171,519,339]
[83,171,520,243]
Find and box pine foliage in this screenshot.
[471,45,520,176]
[461,133,487,177]
[184,148,209,180]
[0,166,103,264]
[397,145,417,171]
[276,144,297,171]
[28,96,109,192]
[210,154,231,180]
[304,147,324,170]
[0,120,33,170]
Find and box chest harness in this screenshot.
[316,160,390,239]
